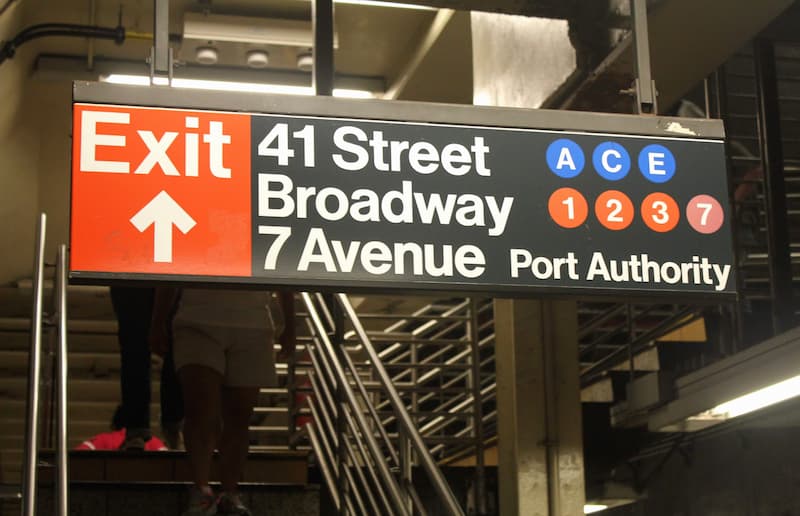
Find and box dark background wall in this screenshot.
[608,424,800,516]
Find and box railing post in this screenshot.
[54,245,69,516]
[286,347,297,448]
[336,379,347,516]
[399,428,413,514]
[22,213,46,516]
[468,299,487,515]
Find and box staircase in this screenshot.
[0,281,316,516]
[0,283,125,487]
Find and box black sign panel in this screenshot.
[70,84,734,298]
[247,114,734,297]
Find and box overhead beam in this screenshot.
[563,0,794,113]
[383,8,455,100]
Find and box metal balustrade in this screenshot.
[298,292,466,516]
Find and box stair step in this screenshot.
[0,399,158,422]
[0,350,163,377]
[2,283,114,321]
[0,419,111,440]
[33,482,319,516]
[0,331,117,353]
[36,450,310,485]
[0,350,135,376]
[0,377,158,402]
[0,318,117,334]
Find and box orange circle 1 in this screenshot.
[595,190,634,231]
[641,192,680,232]
[548,187,588,229]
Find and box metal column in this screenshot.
[149,0,173,84]
[631,0,657,114]
[313,0,334,96]
[754,38,794,334]
[494,299,585,516]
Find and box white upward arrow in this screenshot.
[130,191,197,263]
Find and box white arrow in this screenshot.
[130,191,197,263]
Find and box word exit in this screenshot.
[77,106,244,178]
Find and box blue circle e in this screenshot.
[592,142,630,181]
[638,144,676,183]
[546,139,585,178]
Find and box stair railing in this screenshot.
[21,214,69,516]
[302,292,465,516]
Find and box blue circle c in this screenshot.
[592,142,630,181]
[638,144,676,183]
[546,139,585,178]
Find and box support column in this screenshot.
[494,299,585,516]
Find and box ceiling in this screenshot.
[12,0,477,101]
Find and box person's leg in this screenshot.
[218,386,259,493]
[216,327,274,515]
[160,343,185,447]
[110,286,154,445]
[179,364,223,489]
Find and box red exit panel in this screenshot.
[71,104,252,278]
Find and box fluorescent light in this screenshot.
[102,74,375,99]
[584,505,608,514]
[334,0,436,9]
[707,373,800,419]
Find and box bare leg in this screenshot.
[219,386,259,493]
[179,365,223,489]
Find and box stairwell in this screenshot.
[0,282,317,516]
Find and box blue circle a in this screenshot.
[592,142,631,181]
[638,144,676,183]
[546,139,585,178]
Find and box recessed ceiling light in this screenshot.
[195,46,219,65]
[296,52,313,72]
[246,50,270,68]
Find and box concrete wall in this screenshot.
[0,3,41,284]
[31,78,73,262]
[471,12,575,109]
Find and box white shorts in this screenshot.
[173,323,277,388]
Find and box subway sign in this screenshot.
[70,83,735,298]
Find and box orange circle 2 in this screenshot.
[641,192,680,232]
[548,187,588,229]
[595,190,634,230]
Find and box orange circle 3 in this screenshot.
[641,192,680,232]
[595,190,634,231]
[548,187,588,229]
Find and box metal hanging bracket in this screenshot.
[149,0,173,85]
[630,0,658,114]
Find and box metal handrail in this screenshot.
[54,245,69,516]
[22,214,46,516]
[21,217,69,516]
[302,292,413,516]
[302,292,467,516]
[337,293,465,516]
